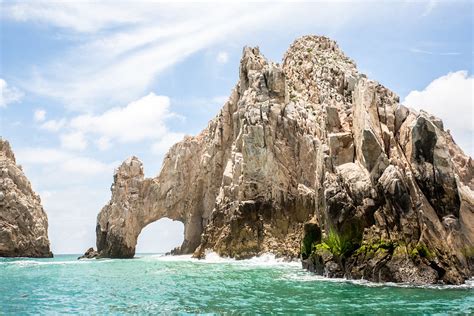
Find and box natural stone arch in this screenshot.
[96,137,222,258]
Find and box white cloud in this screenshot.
[0,78,23,107]
[40,118,66,132]
[34,109,46,122]
[152,132,185,155]
[217,51,229,64]
[403,70,474,155]
[15,147,116,176]
[60,131,88,151]
[70,93,173,143]
[35,93,182,152]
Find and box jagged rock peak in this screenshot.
[283,35,356,71]
[115,156,144,179]
[90,35,473,285]
[0,138,16,163]
[0,138,52,257]
[283,35,358,101]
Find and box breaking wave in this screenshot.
[146,252,474,289]
[143,251,300,267]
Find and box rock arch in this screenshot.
[96,153,216,258]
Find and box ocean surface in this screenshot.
[0,254,473,315]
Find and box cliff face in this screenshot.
[94,36,473,284]
[0,139,52,257]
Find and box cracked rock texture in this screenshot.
[92,36,473,284]
[0,138,52,257]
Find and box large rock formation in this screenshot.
[0,138,52,257]
[92,36,473,284]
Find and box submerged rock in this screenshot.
[0,138,52,258]
[91,35,473,284]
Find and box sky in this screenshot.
[0,0,472,254]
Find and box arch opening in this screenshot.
[135,218,184,255]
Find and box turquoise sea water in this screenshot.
[0,254,473,315]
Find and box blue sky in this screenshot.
[0,1,472,254]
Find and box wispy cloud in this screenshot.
[5,3,287,110]
[2,2,371,111]
[409,47,461,56]
[3,1,145,33]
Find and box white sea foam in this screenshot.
[280,272,474,290]
[143,254,193,261]
[143,251,300,267]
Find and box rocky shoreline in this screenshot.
[78,35,472,284]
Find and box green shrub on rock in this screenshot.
[312,229,356,259]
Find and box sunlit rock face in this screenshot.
[93,35,473,284]
[0,139,52,258]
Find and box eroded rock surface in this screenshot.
[92,36,473,284]
[0,138,52,257]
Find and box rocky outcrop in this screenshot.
[0,138,52,257]
[91,36,473,284]
[78,247,100,259]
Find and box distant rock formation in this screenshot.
[0,138,52,257]
[90,35,473,284]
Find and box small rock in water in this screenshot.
[78,247,100,259]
